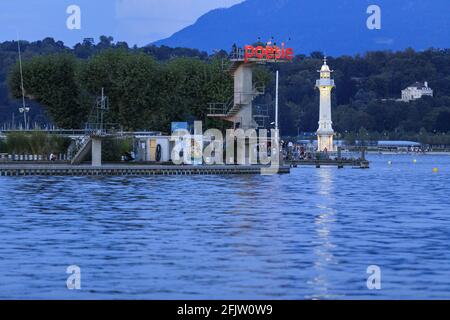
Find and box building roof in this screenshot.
[320,63,331,72]
[319,57,332,73]
[377,140,421,147]
[406,82,429,90]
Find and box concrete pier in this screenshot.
[0,164,290,176]
[286,147,370,169]
[286,159,370,169]
[91,137,102,167]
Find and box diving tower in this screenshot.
[208,45,294,130]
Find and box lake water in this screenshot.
[0,154,449,299]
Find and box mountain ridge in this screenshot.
[154,0,450,56]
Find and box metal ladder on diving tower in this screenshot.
[70,88,110,166]
[207,50,266,129]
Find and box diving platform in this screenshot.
[207,45,290,129]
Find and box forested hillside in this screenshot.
[155,0,450,55]
[3,37,450,142]
[271,49,450,137]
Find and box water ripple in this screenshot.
[0,155,449,299]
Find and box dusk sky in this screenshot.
[0,0,243,46]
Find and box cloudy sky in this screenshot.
[0,0,243,46]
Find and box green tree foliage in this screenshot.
[269,48,450,136]
[0,37,208,127]
[163,57,232,127]
[0,139,6,153]
[5,132,29,153]
[8,49,233,132]
[357,127,370,146]
[101,137,133,162]
[78,49,163,130]
[8,54,86,128]
[4,131,70,155]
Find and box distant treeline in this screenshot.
[2,37,450,142]
[270,49,450,139]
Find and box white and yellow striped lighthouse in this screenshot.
[315,57,335,152]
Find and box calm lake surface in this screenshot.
[0,154,449,299]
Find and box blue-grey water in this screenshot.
[0,154,449,299]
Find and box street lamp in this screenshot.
[19,106,30,130]
[17,37,30,130]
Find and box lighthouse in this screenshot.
[315,57,335,152]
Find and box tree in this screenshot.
[98,36,114,50]
[8,54,86,128]
[162,57,233,129]
[435,110,450,132]
[358,127,370,146]
[78,49,163,131]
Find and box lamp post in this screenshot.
[19,106,30,130]
[17,37,30,130]
[274,70,282,164]
[275,70,279,131]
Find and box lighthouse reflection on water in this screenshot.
[308,168,339,299]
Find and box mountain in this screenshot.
[154,0,450,56]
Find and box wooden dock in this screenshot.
[0,163,290,176]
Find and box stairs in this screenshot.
[207,56,266,123]
[70,136,92,165]
[208,85,265,119]
[253,104,270,129]
[228,61,243,75]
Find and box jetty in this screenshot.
[286,158,369,169]
[0,163,290,176]
[285,147,369,169]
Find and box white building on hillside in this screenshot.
[401,82,433,102]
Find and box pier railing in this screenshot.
[84,123,123,137]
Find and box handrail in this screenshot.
[208,83,266,117]
[84,122,123,136]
